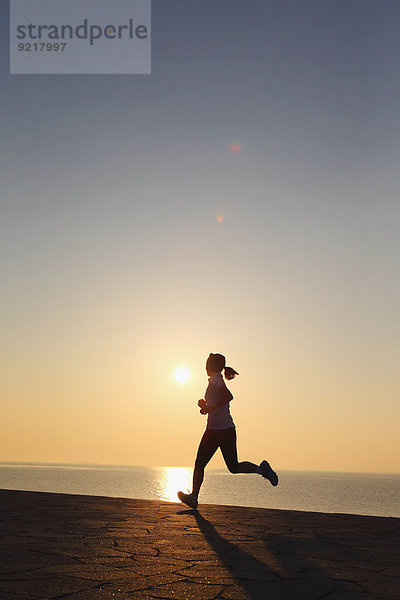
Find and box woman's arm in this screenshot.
[215,385,233,407]
[198,385,233,414]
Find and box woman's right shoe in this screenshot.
[259,460,279,486]
[177,491,198,509]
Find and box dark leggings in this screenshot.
[192,427,257,497]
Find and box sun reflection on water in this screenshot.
[157,467,192,502]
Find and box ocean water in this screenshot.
[0,463,399,518]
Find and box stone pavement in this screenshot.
[0,489,399,600]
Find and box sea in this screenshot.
[0,463,399,518]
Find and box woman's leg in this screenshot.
[220,428,258,474]
[192,429,220,498]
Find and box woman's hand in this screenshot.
[198,399,208,415]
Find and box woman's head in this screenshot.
[206,353,238,380]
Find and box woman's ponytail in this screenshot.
[224,366,239,380]
[207,353,238,379]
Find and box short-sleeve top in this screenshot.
[205,372,235,430]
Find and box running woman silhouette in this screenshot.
[178,353,278,509]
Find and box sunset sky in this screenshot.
[1,1,399,473]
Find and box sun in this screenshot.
[174,366,191,384]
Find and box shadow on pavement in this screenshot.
[181,508,362,600]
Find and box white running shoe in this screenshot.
[259,460,279,486]
[177,491,198,509]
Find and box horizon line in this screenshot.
[0,461,399,476]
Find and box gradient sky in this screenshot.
[1,1,399,473]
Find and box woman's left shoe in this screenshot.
[177,491,198,509]
[259,460,279,486]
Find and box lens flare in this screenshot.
[228,142,242,154]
